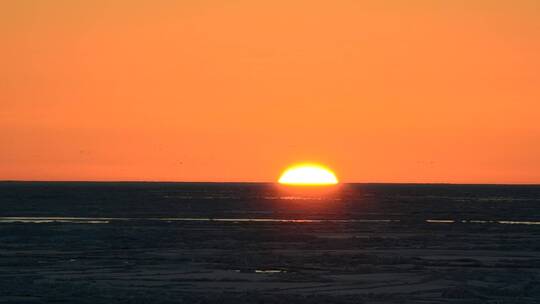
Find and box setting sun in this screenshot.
[278,164,339,185]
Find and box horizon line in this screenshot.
[1,180,539,186]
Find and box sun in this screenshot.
[278,163,339,185]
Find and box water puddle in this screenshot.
[1,217,539,225]
[234,269,286,274]
[426,219,540,225]
[0,217,111,224]
[255,269,286,274]
[263,196,341,201]
[497,220,540,225]
[0,217,397,224]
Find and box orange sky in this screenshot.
[1,1,539,183]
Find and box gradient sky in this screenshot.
[1,1,539,183]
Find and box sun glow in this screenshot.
[278,164,339,185]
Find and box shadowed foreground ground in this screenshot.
[2,219,540,303]
[1,182,540,303]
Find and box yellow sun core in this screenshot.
[278,164,339,185]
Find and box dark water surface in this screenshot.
[1,182,540,303]
[2,182,540,220]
